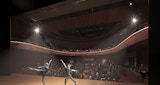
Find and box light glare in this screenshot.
[34,28,40,33]
[132,18,137,23]
[130,3,132,5]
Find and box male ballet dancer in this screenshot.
[60,59,77,85]
[29,59,52,85]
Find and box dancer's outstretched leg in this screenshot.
[70,76,76,85]
[28,67,46,71]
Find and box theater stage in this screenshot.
[0,74,147,85]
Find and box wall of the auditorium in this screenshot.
[0,49,11,75]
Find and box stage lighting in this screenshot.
[132,17,137,24]
[130,3,132,6]
[34,27,40,34]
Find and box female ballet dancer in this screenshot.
[29,59,52,85]
[60,59,77,85]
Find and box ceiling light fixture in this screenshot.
[129,2,132,6]
[132,17,137,24]
[34,27,40,34]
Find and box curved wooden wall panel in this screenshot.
[10,27,148,56]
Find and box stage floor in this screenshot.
[0,74,147,85]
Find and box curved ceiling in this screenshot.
[10,0,148,49]
[23,0,127,21]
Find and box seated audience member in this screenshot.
[139,64,148,79]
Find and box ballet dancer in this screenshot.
[60,59,77,85]
[29,59,52,85]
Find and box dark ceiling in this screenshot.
[10,0,64,17]
[10,0,148,50]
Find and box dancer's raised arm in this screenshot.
[48,59,52,67]
[60,59,67,68]
[71,69,77,72]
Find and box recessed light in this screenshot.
[34,27,40,34]
[130,3,132,6]
[132,17,137,23]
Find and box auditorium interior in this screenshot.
[1,0,148,85]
